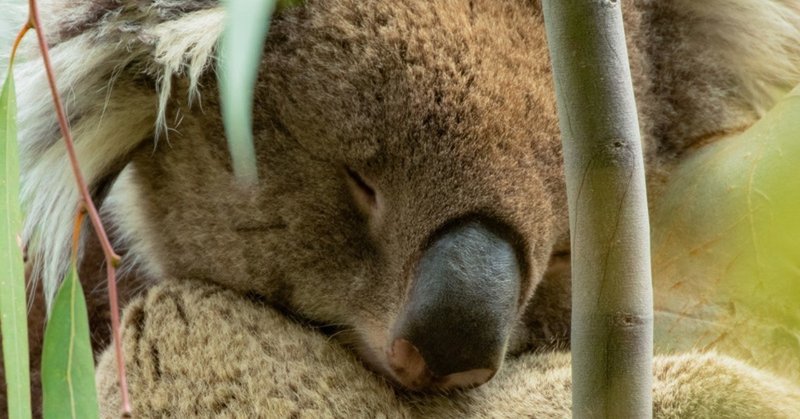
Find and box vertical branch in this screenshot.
[541,1,653,418]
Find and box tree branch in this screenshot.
[541,1,654,417]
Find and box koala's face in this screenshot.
[126,0,567,391]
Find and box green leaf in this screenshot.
[41,266,99,419]
[218,0,282,184]
[1,68,32,419]
[652,85,800,377]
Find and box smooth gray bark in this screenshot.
[541,1,654,418]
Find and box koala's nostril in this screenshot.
[387,338,496,391]
[387,338,429,389]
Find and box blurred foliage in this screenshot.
[218,0,304,184]
[652,85,800,381]
[218,0,274,183]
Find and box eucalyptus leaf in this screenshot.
[218,0,280,184]
[1,68,32,419]
[652,85,800,379]
[41,266,99,419]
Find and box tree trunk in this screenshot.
[541,1,654,418]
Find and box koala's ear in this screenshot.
[17,2,227,307]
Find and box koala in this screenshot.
[6,0,800,401]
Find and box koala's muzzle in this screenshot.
[387,220,522,391]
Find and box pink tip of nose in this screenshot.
[387,338,495,391]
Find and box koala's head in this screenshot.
[29,0,566,392]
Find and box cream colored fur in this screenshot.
[95,279,800,418]
[101,165,167,283]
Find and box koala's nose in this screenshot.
[387,219,522,391]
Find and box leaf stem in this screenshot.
[25,0,131,415]
[10,22,31,68]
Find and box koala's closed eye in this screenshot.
[345,167,380,216]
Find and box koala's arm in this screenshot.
[96,279,800,418]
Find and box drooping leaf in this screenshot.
[218,0,281,184]
[1,67,32,419]
[652,85,800,379]
[41,265,99,419]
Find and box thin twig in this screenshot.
[20,0,132,415]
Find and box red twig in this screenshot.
[19,0,132,415]
[71,210,85,264]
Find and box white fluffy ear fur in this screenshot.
[11,0,800,311]
[14,3,226,309]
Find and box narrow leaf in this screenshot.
[41,266,99,419]
[1,68,32,419]
[218,0,280,184]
